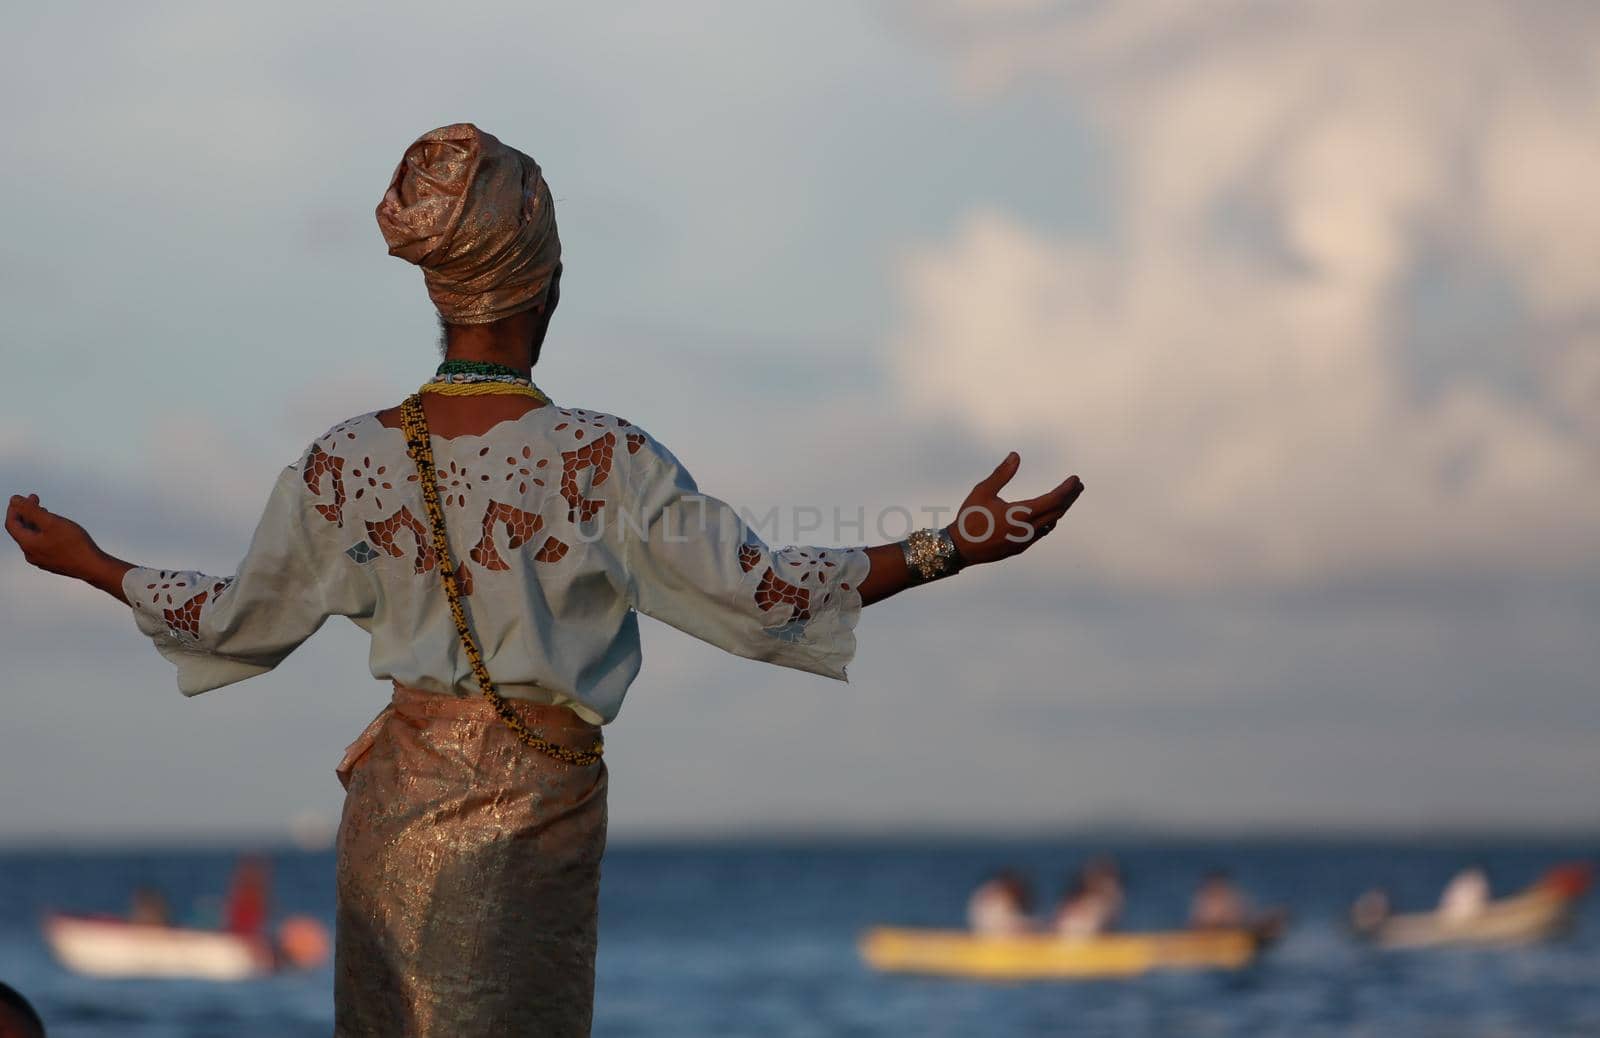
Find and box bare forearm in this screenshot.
[858,542,913,607]
[859,528,968,606]
[80,549,134,604]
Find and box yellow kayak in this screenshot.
[859,927,1262,980]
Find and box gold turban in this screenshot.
[376,123,561,325]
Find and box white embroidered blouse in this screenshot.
[123,404,870,725]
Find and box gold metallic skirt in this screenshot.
[334,683,608,1037]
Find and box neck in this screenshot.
[441,310,541,375]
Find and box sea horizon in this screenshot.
[3,825,1597,853]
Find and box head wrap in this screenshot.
[376,123,561,325]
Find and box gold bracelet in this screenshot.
[902,527,964,584]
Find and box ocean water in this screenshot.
[0,838,1595,1037]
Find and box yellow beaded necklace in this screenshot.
[419,380,549,400]
[399,392,602,766]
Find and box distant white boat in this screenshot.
[1359,863,1593,950]
[43,914,273,981]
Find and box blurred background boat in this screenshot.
[1357,862,1592,950]
[39,856,328,982]
[43,914,273,981]
[859,926,1267,980]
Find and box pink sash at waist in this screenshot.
[336,682,601,789]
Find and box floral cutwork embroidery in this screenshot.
[348,455,394,510]
[311,411,645,589]
[157,582,228,638]
[142,571,190,607]
[560,431,616,523]
[303,444,347,526]
[552,408,612,435]
[754,568,811,624]
[470,501,546,571]
[749,549,846,632]
[366,506,437,574]
[501,446,548,495]
[439,459,476,509]
[163,589,209,636]
[534,536,569,563]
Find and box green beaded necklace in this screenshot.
[436,359,528,380]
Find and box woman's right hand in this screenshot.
[6,493,107,581]
[947,453,1084,567]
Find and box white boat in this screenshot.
[1361,863,1592,950]
[43,914,274,981]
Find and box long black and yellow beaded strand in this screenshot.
[400,394,603,766]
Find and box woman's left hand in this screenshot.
[947,453,1084,567]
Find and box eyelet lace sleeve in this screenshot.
[621,436,870,681]
[123,449,378,696]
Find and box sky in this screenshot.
[1,0,1596,843]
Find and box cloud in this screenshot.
[888,0,1600,588]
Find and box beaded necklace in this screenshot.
[422,359,549,401]
[438,359,525,378]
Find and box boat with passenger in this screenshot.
[859,925,1270,980]
[1353,862,1591,949]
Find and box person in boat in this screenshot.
[4,123,1085,1036]
[128,886,171,927]
[224,856,270,938]
[968,871,1036,935]
[1438,865,1492,922]
[1082,855,1125,925]
[1051,856,1125,936]
[1189,871,1290,939]
[1350,886,1392,933]
[0,982,45,1038]
[220,853,334,970]
[1052,875,1110,938]
[1189,870,1251,930]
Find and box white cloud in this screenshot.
[890,0,1600,588]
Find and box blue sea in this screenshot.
[0,838,1595,1036]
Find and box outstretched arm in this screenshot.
[856,452,1085,606]
[624,436,1084,682]
[6,493,134,601]
[10,459,376,696]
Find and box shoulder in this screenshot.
[280,413,394,529]
[541,405,685,480]
[294,412,388,469]
[541,404,694,501]
[542,405,653,459]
